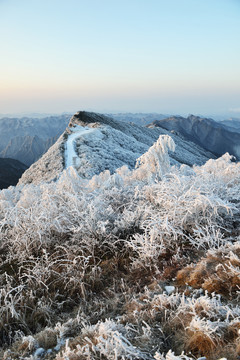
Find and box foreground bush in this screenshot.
[0,137,239,359]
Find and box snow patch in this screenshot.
[165,286,175,295]
[65,125,96,168]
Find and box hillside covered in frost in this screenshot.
[18,111,215,186]
[0,118,239,360]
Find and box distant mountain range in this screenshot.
[108,113,169,126]
[0,115,70,166]
[0,112,239,168]
[0,158,27,189]
[147,114,240,160]
[219,118,240,132]
[0,135,60,166]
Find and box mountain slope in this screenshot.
[0,115,70,165]
[0,129,239,359]
[0,158,28,189]
[147,114,240,159]
[108,112,169,126]
[219,117,240,132]
[0,134,59,166]
[0,114,70,149]
[18,111,216,185]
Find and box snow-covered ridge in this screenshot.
[0,134,239,359]
[18,111,216,185]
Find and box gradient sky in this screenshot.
[0,0,240,115]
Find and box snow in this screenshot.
[0,136,239,358]
[165,286,175,295]
[65,125,96,168]
[34,347,45,357]
[19,112,216,186]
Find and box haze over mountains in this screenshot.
[219,118,240,132]
[147,114,240,160]
[0,115,70,166]
[109,113,169,126]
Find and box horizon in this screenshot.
[1,0,240,115]
[0,109,240,122]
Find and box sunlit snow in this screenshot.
[65,125,96,168]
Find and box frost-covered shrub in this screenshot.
[123,289,240,357]
[0,136,239,359]
[133,135,175,183]
[57,319,147,360]
[177,242,240,295]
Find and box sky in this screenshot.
[0,0,240,116]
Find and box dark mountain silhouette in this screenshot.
[0,158,28,189]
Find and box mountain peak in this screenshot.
[68,111,129,133]
[148,114,240,159]
[18,111,216,186]
[69,111,114,128]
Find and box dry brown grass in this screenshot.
[236,341,240,356]
[176,250,240,296]
[57,355,86,360]
[36,328,58,349]
[185,331,219,356]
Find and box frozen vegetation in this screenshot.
[18,112,215,186]
[0,126,239,359]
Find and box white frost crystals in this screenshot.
[0,132,240,359]
[18,111,216,186]
[134,135,175,182]
[64,127,176,184]
[58,319,147,360]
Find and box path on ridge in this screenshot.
[65,126,95,168]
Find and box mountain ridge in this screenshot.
[18,111,216,186]
[0,114,70,165]
[147,114,240,160]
